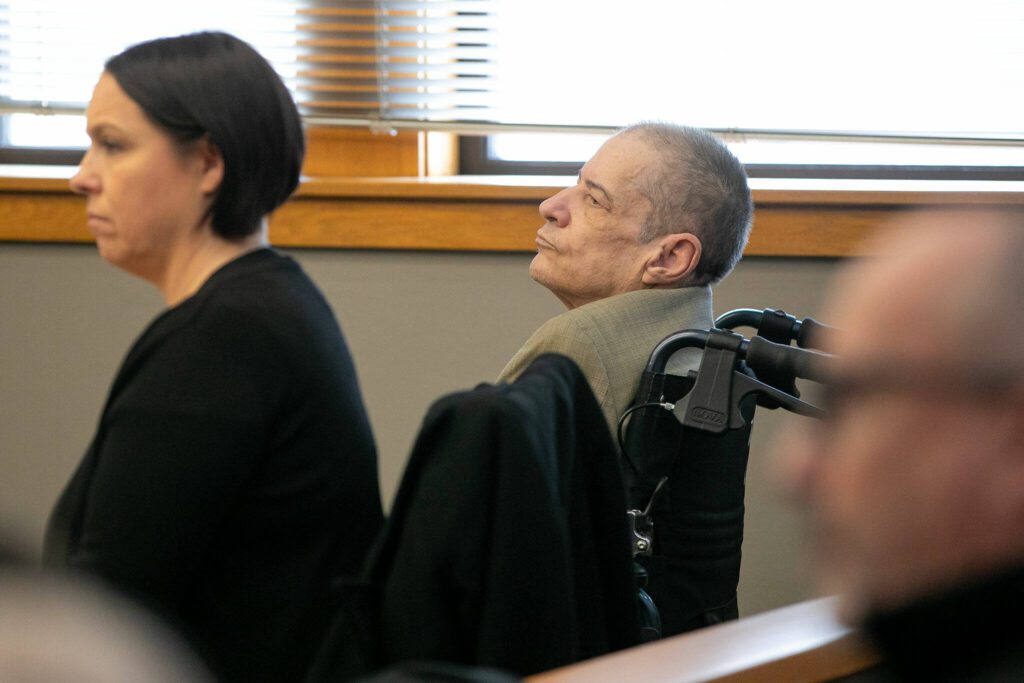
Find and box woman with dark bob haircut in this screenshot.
[45,32,384,682]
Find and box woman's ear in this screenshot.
[641,232,702,286]
[196,138,225,196]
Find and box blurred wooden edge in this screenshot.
[527,596,882,683]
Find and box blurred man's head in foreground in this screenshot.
[0,569,211,683]
[777,210,1024,623]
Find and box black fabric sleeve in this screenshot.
[67,302,283,617]
[72,411,263,613]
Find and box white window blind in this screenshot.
[0,0,497,148]
[1,0,1022,171]
[295,1,494,126]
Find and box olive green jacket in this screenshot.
[498,286,713,436]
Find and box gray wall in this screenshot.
[0,242,837,615]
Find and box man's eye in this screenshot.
[584,193,601,208]
[99,139,123,153]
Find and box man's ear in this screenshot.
[641,233,702,286]
[987,399,1024,528]
[196,138,225,196]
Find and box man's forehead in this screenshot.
[582,133,655,197]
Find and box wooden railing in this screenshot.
[528,597,881,683]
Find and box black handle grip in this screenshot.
[796,317,837,351]
[745,335,834,385]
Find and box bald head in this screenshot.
[778,210,1024,622]
[0,571,212,682]
[830,210,1024,371]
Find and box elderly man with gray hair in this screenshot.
[499,122,753,436]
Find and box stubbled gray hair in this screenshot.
[623,122,753,287]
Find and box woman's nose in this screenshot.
[539,187,571,228]
[69,149,98,196]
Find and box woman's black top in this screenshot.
[45,248,383,682]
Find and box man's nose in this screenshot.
[539,188,570,228]
[770,424,826,506]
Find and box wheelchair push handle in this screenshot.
[715,307,836,351]
[796,316,836,351]
[745,335,833,385]
[645,329,710,374]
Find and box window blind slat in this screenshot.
[0,0,499,139]
[2,0,1021,155]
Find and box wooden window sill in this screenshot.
[2,168,1023,257]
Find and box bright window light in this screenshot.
[488,0,1024,168]
[2,0,296,149]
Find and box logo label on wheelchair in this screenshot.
[690,406,726,425]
